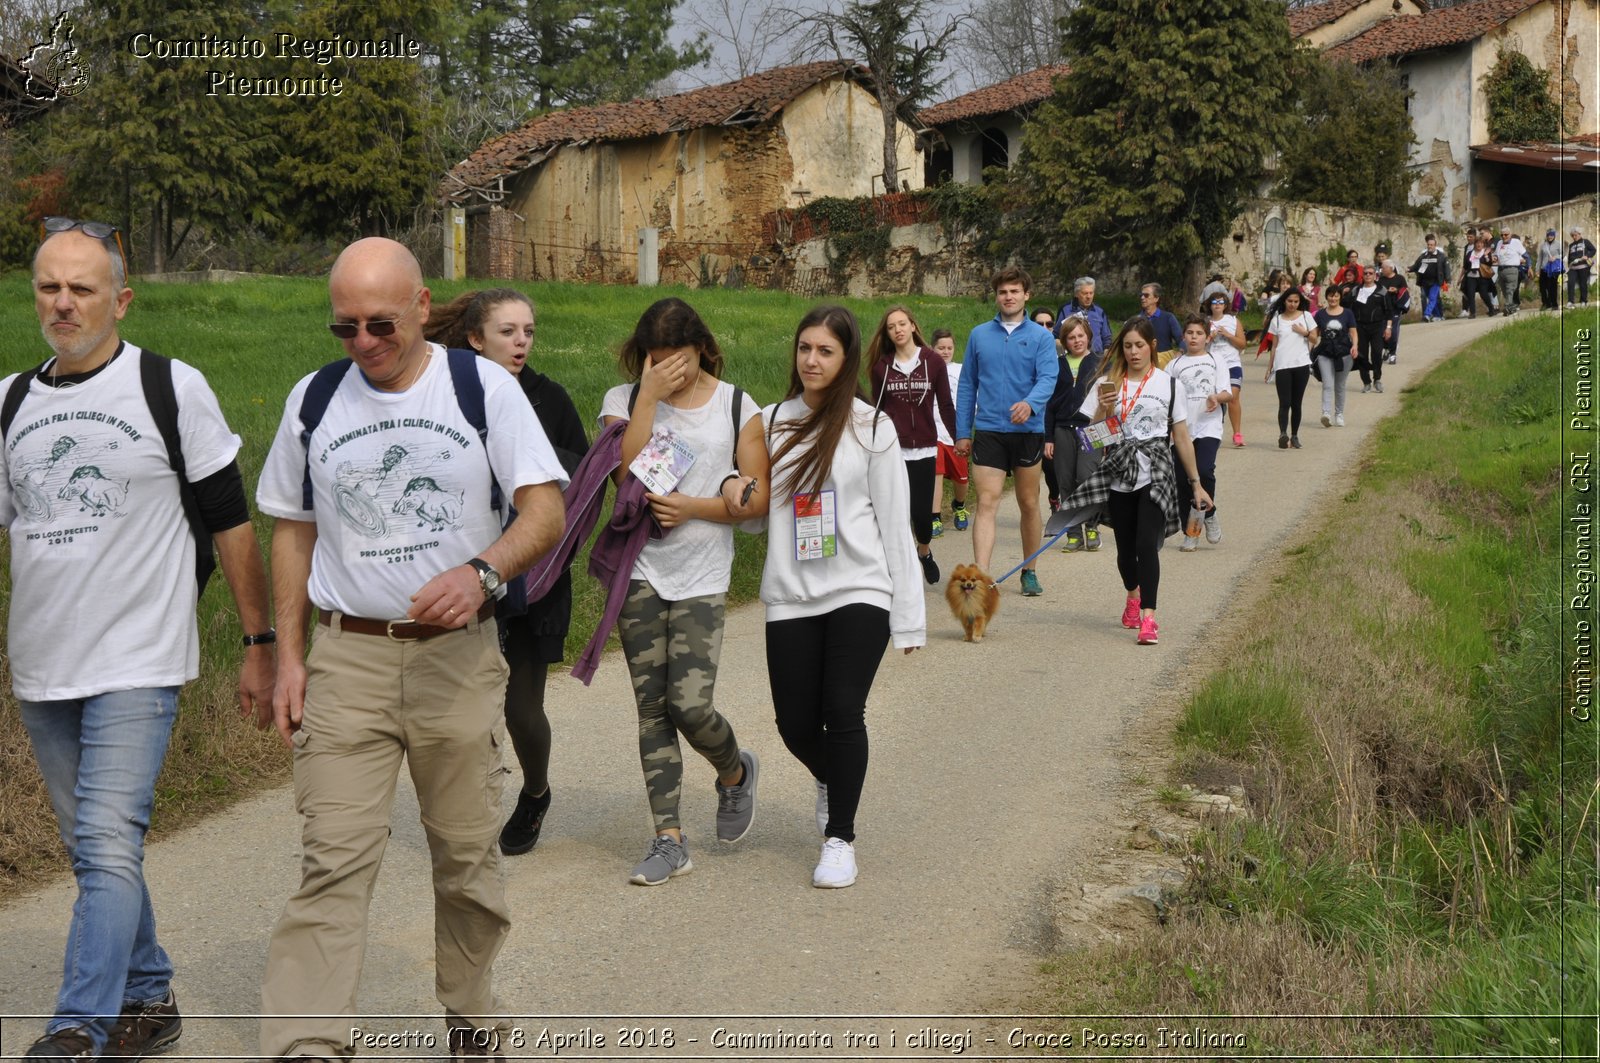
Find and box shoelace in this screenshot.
[646,835,680,861]
[113,1001,168,1048]
[819,839,851,865]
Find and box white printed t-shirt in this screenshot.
[1269,312,1315,369]
[1167,351,1230,441]
[600,380,760,601]
[257,345,566,619]
[1076,367,1183,492]
[0,344,240,701]
[935,362,962,446]
[1206,314,1242,371]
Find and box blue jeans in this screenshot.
[21,686,179,1050]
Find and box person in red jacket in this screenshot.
[868,305,955,585]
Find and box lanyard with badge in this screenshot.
[793,490,837,560]
[1076,374,1148,452]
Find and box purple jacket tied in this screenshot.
[523,419,663,685]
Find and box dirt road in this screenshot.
[0,315,1511,1059]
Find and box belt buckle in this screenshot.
[385,620,421,642]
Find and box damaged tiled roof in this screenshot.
[441,61,867,203]
[1288,0,1377,36]
[1324,0,1543,64]
[918,64,1071,127]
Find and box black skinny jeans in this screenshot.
[1175,437,1219,517]
[1274,364,1311,435]
[1107,486,1165,611]
[765,604,890,843]
[904,456,935,546]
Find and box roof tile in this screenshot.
[917,64,1071,127]
[1324,0,1542,64]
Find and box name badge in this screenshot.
[1075,415,1121,452]
[794,490,837,561]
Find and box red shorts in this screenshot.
[935,442,968,483]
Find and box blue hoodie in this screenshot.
[955,315,1059,438]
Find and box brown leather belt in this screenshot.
[318,600,494,641]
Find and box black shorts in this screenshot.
[972,429,1044,470]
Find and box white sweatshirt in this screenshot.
[760,397,926,648]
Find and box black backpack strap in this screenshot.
[139,349,216,592]
[297,359,355,511]
[730,385,745,471]
[444,347,499,514]
[0,362,45,440]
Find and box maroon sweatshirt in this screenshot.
[870,347,956,452]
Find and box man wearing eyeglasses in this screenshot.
[1136,283,1184,363]
[254,238,567,1061]
[5,220,274,1059]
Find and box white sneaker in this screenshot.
[815,780,829,837]
[1179,534,1199,552]
[1321,413,1332,428]
[1204,511,1222,544]
[1335,413,1345,427]
[813,837,857,888]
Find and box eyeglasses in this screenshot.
[41,216,126,262]
[328,290,422,340]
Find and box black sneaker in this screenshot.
[24,1028,96,1058]
[499,787,552,856]
[105,990,182,1059]
[920,550,940,585]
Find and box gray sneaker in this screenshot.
[1374,380,1385,393]
[628,834,692,885]
[1204,511,1222,544]
[715,749,759,842]
[815,779,829,837]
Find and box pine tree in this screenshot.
[1018,0,1297,300]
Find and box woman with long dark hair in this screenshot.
[1067,318,1211,646]
[598,297,770,885]
[867,305,955,585]
[756,305,925,888]
[1265,287,1318,448]
[425,288,588,856]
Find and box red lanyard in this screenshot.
[1117,373,1151,423]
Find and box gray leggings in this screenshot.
[1317,356,1348,417]
[617,581,741,833]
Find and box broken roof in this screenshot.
[1324,0,1543,64]
[1471,138,1600,172]
[441,61,869,204]
[917,64,1071,127]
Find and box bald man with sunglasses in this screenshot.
[6,220,274,1059]
[254,238,567,1061]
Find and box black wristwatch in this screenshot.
[467,558,502,598]
[242,629,276,647]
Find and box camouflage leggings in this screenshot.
[617,581,742,833]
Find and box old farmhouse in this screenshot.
[439,61,922,285]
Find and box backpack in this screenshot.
[1,347,215,591]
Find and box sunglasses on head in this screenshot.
[328,290,422,340]
[41,216,126,261]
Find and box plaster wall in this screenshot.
[1299,0,1413,49]
[1213,199,1430,292]
[782,80,923,199]
[943,116,1025,185]
[1404,48,1473,220]
[1486,194,1600,246]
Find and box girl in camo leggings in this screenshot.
[599,298,771,886]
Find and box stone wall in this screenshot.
[1485,194,1600,244]
[1213,199,1433,290]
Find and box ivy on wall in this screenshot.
[1482,48,1562,143]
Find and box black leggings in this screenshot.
[1107,486,1165,610]
[904,456,935,546]
[1355,328,1384,385]
[501,614,553,796]
[1274,364,1311,435]
[765,604,890,843]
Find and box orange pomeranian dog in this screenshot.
[945,564,1000,642]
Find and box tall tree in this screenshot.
[41,0,278,271]
[270,0,448,239]
[1276,52,1418,214]
[951,0,1071,87]
[804,0,968,194]
[1017,0,1296,300]
[679,0,797,83]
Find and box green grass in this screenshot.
[0,271,1040,888]
[1043,310,1598,1055]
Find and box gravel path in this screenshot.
[0,314,1512,1059]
